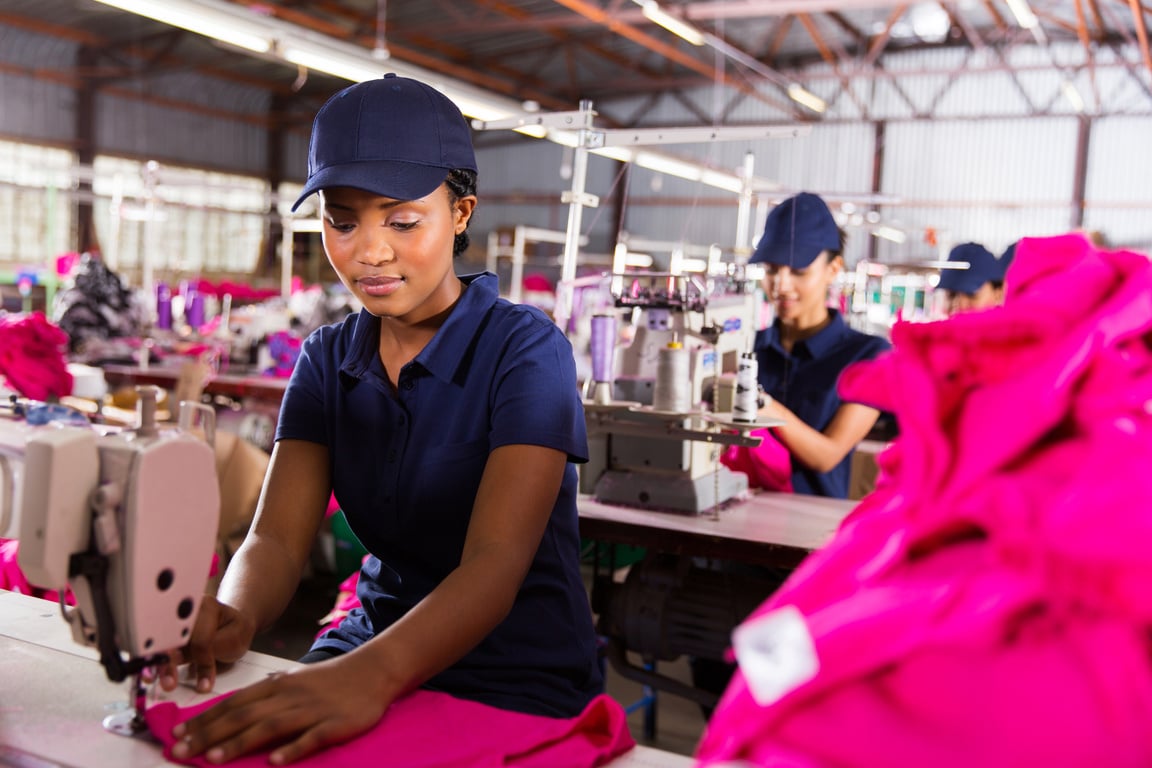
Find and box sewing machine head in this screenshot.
[581,269,773,514]
[1,390,220,693]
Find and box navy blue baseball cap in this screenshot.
[999,240,1018,278]
[749,192,841,267]
[291,74,478,212]
[937,242,999,294]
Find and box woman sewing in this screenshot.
[159,74,604,764]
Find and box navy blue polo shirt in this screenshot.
[276,272,602,718]
[754,309,890,498]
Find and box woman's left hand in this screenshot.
[170,652,392,765]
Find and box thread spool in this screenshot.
[733,352,759,423]
[155,282,172,330]
[652,341,691,413]
[185,290,205,330]
[589,314,617,404]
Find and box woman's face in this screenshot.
[319,185,475,323]
[946,283,1003,315]
[761,251,842,327]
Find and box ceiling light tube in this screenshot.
[1004,0,1039,29]
[1061,80,1085,113]
[872,225,907,243]
[634,0,706,46]
[281,45,387,83]
[787,83,827,113]
[93,0,272,53]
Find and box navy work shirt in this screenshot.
[754,309,890,498]
[276,272,602,718]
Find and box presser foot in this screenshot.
[102,671,150,738]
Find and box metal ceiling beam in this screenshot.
[1128,0,1152,76]
[546,0,799,113]
[679,0,912,20]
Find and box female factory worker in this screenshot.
[937,241,1004,315]
[160,74,603,764]
[749,192,890,499]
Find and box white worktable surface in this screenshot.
[0,591,693,768]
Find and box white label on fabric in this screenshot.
[732,604,819,706]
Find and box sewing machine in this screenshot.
[581,270,778,514]
[0,388,220,735]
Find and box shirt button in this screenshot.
[386,450,397,462]
[403,380,415,391]
[397,414,406,425]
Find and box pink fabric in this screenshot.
[315,561,365,638]
[0,312,73,401]
[0,538,215,604]
[696,234,1152,767]
[0,538,70,603]
[720,427,793,492]
[147,690,634,768]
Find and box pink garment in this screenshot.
[147,689,634,768]
[720,427,793,492]
[0,312,73,401]
[0,538,71,603]
[696,234,1152,767]
[0,538,215,605]
[315,559,365,638]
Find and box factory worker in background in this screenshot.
[937,242,1005,315]
[156,75,609,764]
[749,192,891,499]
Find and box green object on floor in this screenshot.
[581,538,646,569]
[331,509,369,577]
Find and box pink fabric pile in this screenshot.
[696,234,1152,767]
[0,312,73,401]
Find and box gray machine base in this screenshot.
[594,466,749,514]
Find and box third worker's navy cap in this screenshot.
[749,192,841,268]
[292,74,478,212]
[937,242,999,294]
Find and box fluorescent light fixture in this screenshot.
[787,83,827,113]
[441,92,513,122]
[96,0,528,124]
[872,225,907,243]
[93,0,271,53]
[1005,0,1039,29]
[514,124,550,139]
[282,46,387,83]
[1061,80,1085,113]
[634,0,706,46]
[634,151,708,181]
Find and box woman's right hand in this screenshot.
[158,595,257,693]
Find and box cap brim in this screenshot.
[291,161,451,212]
[748,241,823,268]
[937,269,983,294]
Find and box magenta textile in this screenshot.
[720,427,793,493]
[696,234,1152,767]
[147,689,634,768]
[0,312,72,401]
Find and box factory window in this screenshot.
[92,157,269,277]
[0,140,75,267]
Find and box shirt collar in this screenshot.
[766,308,849,359]
[338,272,500,387]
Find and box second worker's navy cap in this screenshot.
[937,242,999,294]
[292,74,478,212]
[749,192,841,268]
